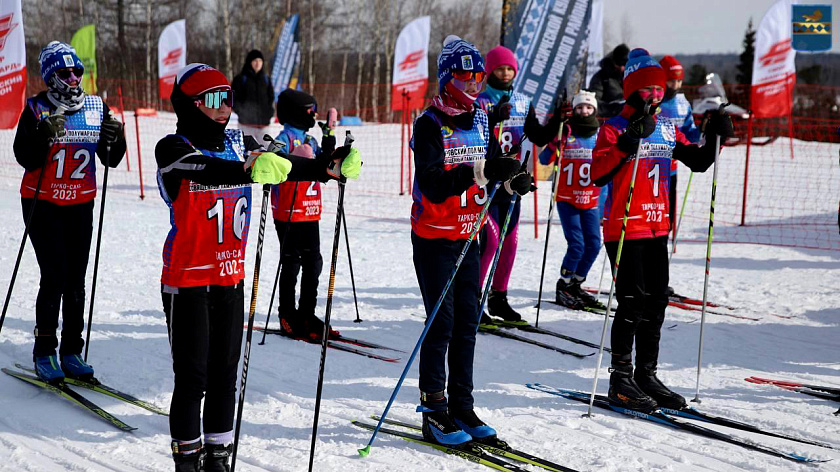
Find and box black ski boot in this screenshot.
[479,312,495,327]
[419,391,471,446]
[450,408,498,443]
[279,307,304,338]
[203,443,232,472]
[634,365,687,410]
[171,439,202,472]
[608,362,658,413]
[555,278,585,310]
[487,290,522,323]
[569,279,606,310]
[299,307,339,342]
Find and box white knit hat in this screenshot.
[572,90,597,111]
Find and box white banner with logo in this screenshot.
[585,0,603,89]
[158,19,186,99]
[751,0,796,118]
[391,16,430,111]
[0,0,26,129]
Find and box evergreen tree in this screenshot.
[736,18,756,85]
[685,64,708,86]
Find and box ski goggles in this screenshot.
[55,67,84,81]
[451,70,486,83]
[194,88,234,109]
[305,103,317,115]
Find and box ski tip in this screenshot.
[358,445,371,457]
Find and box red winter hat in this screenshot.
[659,55,684,81]
[485,46,518,77]
[175,63,230,97]
[622,48,666,98]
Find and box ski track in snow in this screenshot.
[0,120,838,471]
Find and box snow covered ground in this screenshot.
[0,120,838,471]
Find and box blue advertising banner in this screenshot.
[502,0,592,120]
[270,14,300,98]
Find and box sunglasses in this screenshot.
[306,103,317,115]
[452,70,486,82]
[56,68,84,80]
[194,88,234,109]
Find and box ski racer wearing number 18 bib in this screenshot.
[155,63,360,472]
[14,42,126,384]
[591,49,733,414]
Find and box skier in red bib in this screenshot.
[14,41,126,383]
[156,63,360,472]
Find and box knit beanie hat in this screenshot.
[622,48,666,98]
[39,41,84,84]
[437,35,484,91]
[612,44,630,67]
[485,45,517,77]
[572,90,598,111]
[276,88,317,131]
[659,55,684,81]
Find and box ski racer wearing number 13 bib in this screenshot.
[410,36,526,448]
[154,63,360,472]
[591,49,732,414]
[14,42,126,384]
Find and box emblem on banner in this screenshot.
[0,14,18,52]
[792,5,832,51]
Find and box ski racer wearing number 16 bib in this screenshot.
[14,42,126,384]
[155,63,360,472]
[591,49,733,414]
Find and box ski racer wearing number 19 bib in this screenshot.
[14,42,126,384]
[591,49,729,414]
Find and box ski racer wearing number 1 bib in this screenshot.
[411,36,526,448]
[155,63,360,472]
[591,49,732,414]
[474,45,563,324]
[14,42,126,384]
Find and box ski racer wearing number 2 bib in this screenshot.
[591,49,733,414]
[411,36,528,448]
[14,42,126,384]
[474,45,563,324]
[155,63,360,472]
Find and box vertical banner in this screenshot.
[71,24,97,94]
[158,19,186,100]
[751,0,796,118]
[502,0,593,120]
[0,0,26,129]
[584,0,603,89]
[270,14,300,98]
[391,16,430,111]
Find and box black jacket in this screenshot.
[589,55,625,118]
[14,91,127,172]
[232,55,275,126]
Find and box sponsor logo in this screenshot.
[758,39,793,67]
[84,110,100,126]
[461,55,473,70]
[0,14,18,52]
[62,54,75,68]
[792,5,832,51]
[398,50,424,72]
[161,48,183,67]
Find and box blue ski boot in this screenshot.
[60,354,94,381]
[418,391,471,446]
[450,409,498,442]
[34,354,64,383]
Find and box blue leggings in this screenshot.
[557,201,601,278]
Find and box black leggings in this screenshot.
[22,198,94,357]
[274,220,323,316]
[163,283,243,441]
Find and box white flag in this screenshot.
[158,19,187,99]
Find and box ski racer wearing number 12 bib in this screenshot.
[410,36,527,448]
[14,41,126,384]
[591,49,732,414]
[155,63,360,472]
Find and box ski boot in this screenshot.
[555,279,585,310]
[608,362,658,413]
[300,309,339,342]
[419,391,472,446]
[60,354,95,382]
[487,290,523,323]
[279,307,304,338]
[202,443,232,472]
[569,279,606,310]
[450,408,498,444]
[171,439,202,472]
[479,312,496,327]
[634,364,687,410]
[34,354,64,384]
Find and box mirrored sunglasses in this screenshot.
[452,70,486,82]
[56,68,84,80]
[194,88,234,109]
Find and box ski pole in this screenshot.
[693,105,727,403]
[258,135,291,346]
[535,124,567,328]
[1,107,65,336]
[595,244,607,298]
[359,181,502,458]
[342,208,363,323]
[309,130,354,471]
[669,171,694,263]
[83,140,112,362]
[476,154,531,323]
[586,103,651,418]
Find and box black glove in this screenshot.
[505,171,534,196]
[616,97,656,154]
[501,144,521,159]
[488,94,512,124]
[37,114,66,143]
[100,115,124,144]
[701,109,735,138]
[318,121,336,156]
[478,157,521,185]
[554,100,573,121]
